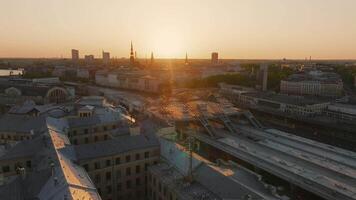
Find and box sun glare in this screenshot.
[149,29,185,58]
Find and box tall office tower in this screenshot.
[102,51,110,65]
[211,52,219,64]
[256,64,268,91]
[72,49,79,61]
[130,41,135,65]
[84,55,94,63]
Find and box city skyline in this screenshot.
[1,0,356,59]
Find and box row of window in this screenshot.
[93,165,144,184]
[1,160,32,173]
[70,124,117,136]
[0,134,30,141]
[71,134,109,145]
[148,172,176,200]
[83,151,151,171]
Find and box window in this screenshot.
[117,183,122,191]
[103,126,107,131]
[73,139,78,145]
[112,125,116,129]
[72,130,77,136]
[126,180,131,189]
[94,162,100,169]
[144,151,149,158]
[104,135,108,140]
[94,127,98,132]
[106,160,111,167]
[136,177,141,186]
[125,155,131,162]
[83,164,89,171]
[2,166,10,173]
[26,160,31,168]
[135,153,140,160]
[95,174,101,183]
[115,157,120,165]
[106,171,111,181]
[94,136,98,142]
[145,163,149,171]
[136,165,140,174]
[84,137,89,144]
[116,170,121,178]
[106,185,112,194]
[84,129,88,134]
[126,167,131,176]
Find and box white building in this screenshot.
[280,70,343,97]
[95,70,163,93]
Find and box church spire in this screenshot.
[150,52,154,66]
[185,52,189,65]
[130,41,135,65]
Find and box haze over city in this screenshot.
[1,0,356,59]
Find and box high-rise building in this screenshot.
[72,49,79,61]
[211,52,218,64]
[85,55,94,63]
[102,51,110,65]
[256,64,268,91]
[130,41,135,65]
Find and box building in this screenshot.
[102,51,110,65]
[95,70,164,93]
[75,133,160,200]
[147,137,284,200]
[280,70,343,97]
[130,42,135,66]
[147,98,356,200]
[0,78,74,105]
[85,54,95,63]
[325,103,356,121]
[211,52,218,64]
[0,117,102,200]
[256,64,268,91]
[0,97,160,200]
[72,49,79,61]
[220,84,331,117]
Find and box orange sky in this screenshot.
[1,0,356,59]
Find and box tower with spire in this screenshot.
[185,52,189,65]
[130,41,135,65]
[150,52,154,66]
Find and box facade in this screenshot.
[220,84,330,117]
[95,70,163,93]
[103,51,110,65]
[72,49,79,61]
[280,70,343,97]
[0,96,159,200]
[325,103,356,121]
[211,52,218,64]
[75,134,160,200]
[0,78,74,105]
[0,117,102,200]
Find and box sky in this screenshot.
[1,0,356,59]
